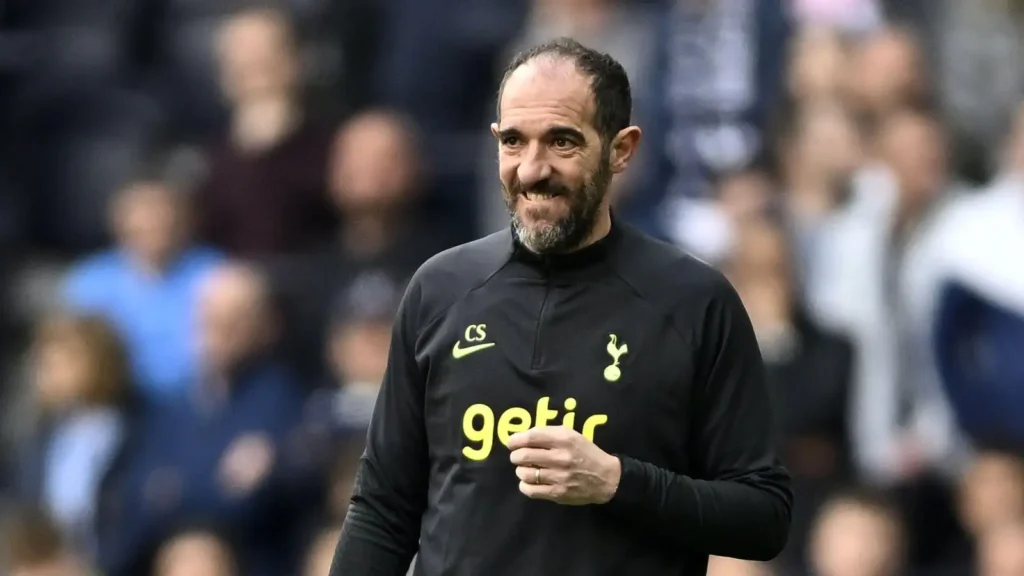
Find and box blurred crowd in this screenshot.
[2,0,1024,575]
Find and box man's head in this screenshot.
[330,110,422,215]
[810,490,905,576]
[197,263,275,376]
[876,109,948,212]
[111,180,189,270]
[492,38,641,254]
[215,8,299,106]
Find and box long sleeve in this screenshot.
[331,281,429,576]
[606,279,793,561]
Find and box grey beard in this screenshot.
[509,207,585,254]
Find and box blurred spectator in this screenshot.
[270,111,451,380]
[809,489,906,576]
[63,178,223,402]
[978,520,1024,576]
[810,109,963,485]
[17,314,135,559]
[152,526,238,576]
[197,7,336,257]
[115,263,310,576]
[785,26,850,108]
[777,101,865,277]
[303,525,342,576]
[724,216,853,572]
[4,507,88,576]
[845,26,930,127]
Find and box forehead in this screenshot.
[498,58,596,133]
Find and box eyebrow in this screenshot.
[498,126,586,142]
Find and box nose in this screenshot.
[516,145,553,190]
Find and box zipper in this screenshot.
[530,279,551,369]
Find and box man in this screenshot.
[331,38,792,576]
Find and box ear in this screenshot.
[608,126,642,174]
[490,123,501,142]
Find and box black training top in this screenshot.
[330,219,793,576]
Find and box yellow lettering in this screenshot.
[497,407,531,446]
[462,404,494,460]
[464,324,487,342]
[461,399,609,460]
[535,396,558,428]
[581,414,608,441]
[561,398,577,429]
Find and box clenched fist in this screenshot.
[508,426,621,505]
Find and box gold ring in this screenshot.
[535,468,541,484]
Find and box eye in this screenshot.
[552,137,573,149]
[501,135,521,147]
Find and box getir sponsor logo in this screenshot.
[461,397,608,460]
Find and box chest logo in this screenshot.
[453,323,495,359]
[603,334,628,382]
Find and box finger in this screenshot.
[514,466,545,484]
[510,447,567,468]
[519,481,563,501]
[507,426,568,451]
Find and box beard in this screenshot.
[504,153,612,254]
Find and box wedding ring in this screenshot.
[535,468,541,484]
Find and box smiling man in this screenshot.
[330,38,792,576]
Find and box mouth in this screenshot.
[521,190,564,202]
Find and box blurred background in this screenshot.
[2,0,1024,575]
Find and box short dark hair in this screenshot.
[497,38,632,143]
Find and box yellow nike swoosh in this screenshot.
[452,341,495,359]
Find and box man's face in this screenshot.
[216,11,297,104]
[113,183,185,267]
[493,59,613,254]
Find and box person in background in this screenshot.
[197,6,337,257]
[299,273,403,528]
[978,521,1024,576]
[785,26,851,108]
[4,507,89,576]
[18,314,136,561]
[270,110,451,381]
[777,101,865,281]
[151,526,239,576]
[809,490,907,576]
[809,109,963,487]
[125,263,310,576]
[724,216,854,572]
[63,177,222,402]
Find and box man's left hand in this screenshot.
[508,426,621,505]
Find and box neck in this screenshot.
[579,207,613,251]
[231,97,299,153]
